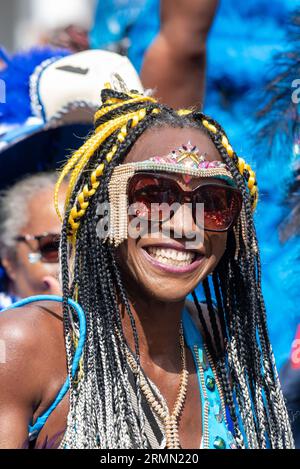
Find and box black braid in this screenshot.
[202,277,223,358]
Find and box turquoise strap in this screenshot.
[182,307,236,449]
[1,295,86,440]
[181,307,204,348]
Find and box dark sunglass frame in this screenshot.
[15,232,60,263]
[128,172,243,232]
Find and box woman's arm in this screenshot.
[0,309,40,448]
[140,0,219,108]
[0,303,65,448]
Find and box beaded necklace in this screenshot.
[126,308,237,450]
[126,323,189,449]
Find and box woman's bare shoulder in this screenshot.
[0,300,66,448]
[0,300,64,355]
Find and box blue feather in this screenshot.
[0,47,70,125]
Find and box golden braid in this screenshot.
[55,88,160,241]
[94,95,157,128]
[201,117,258,210]
[66,110,146,211]
[177,109,194,116]
[175,109,258,209]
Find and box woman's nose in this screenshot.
[162,202,204,249]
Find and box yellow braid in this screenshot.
[54,126,116,222]
[66,112,140,210]
[174,111,258,208]
[55,86,159,222]
[55,88,160,242]
[94,95,157,126]
[54,135,98,221]
[67,108,153,239]
[177,109,193,116]
[202,119,218,134]
[201,118,258,210]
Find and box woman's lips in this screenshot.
[141,246,205,274]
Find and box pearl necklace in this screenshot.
[126,324,189,449]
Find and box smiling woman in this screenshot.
[0,86,294,450]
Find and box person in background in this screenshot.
[0,173,66,300]
[90,0,218,108]
[140,0,219,108]
[89,0,148,56]
[44,25,89,52]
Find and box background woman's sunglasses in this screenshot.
[15,232,60,263]
[128,173,243,232]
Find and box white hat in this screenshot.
[0,49,143,189]
[1,49,143,151]
[32,49,143,124]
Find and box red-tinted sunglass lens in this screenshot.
[195,185,241,231]
[129,175,179,221]
[39,235,60,263]
[129,175,242,230]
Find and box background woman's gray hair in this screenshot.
[0,172,58,259]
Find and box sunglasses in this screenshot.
[15,232,60,263]
[128,173,242,232]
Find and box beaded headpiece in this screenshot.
[147,141,231,184]
[106,143,237,246]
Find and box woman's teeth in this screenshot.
[146,247,196,266]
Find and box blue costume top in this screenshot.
[4,295,237,449]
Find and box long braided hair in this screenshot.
[55,86,294,449]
